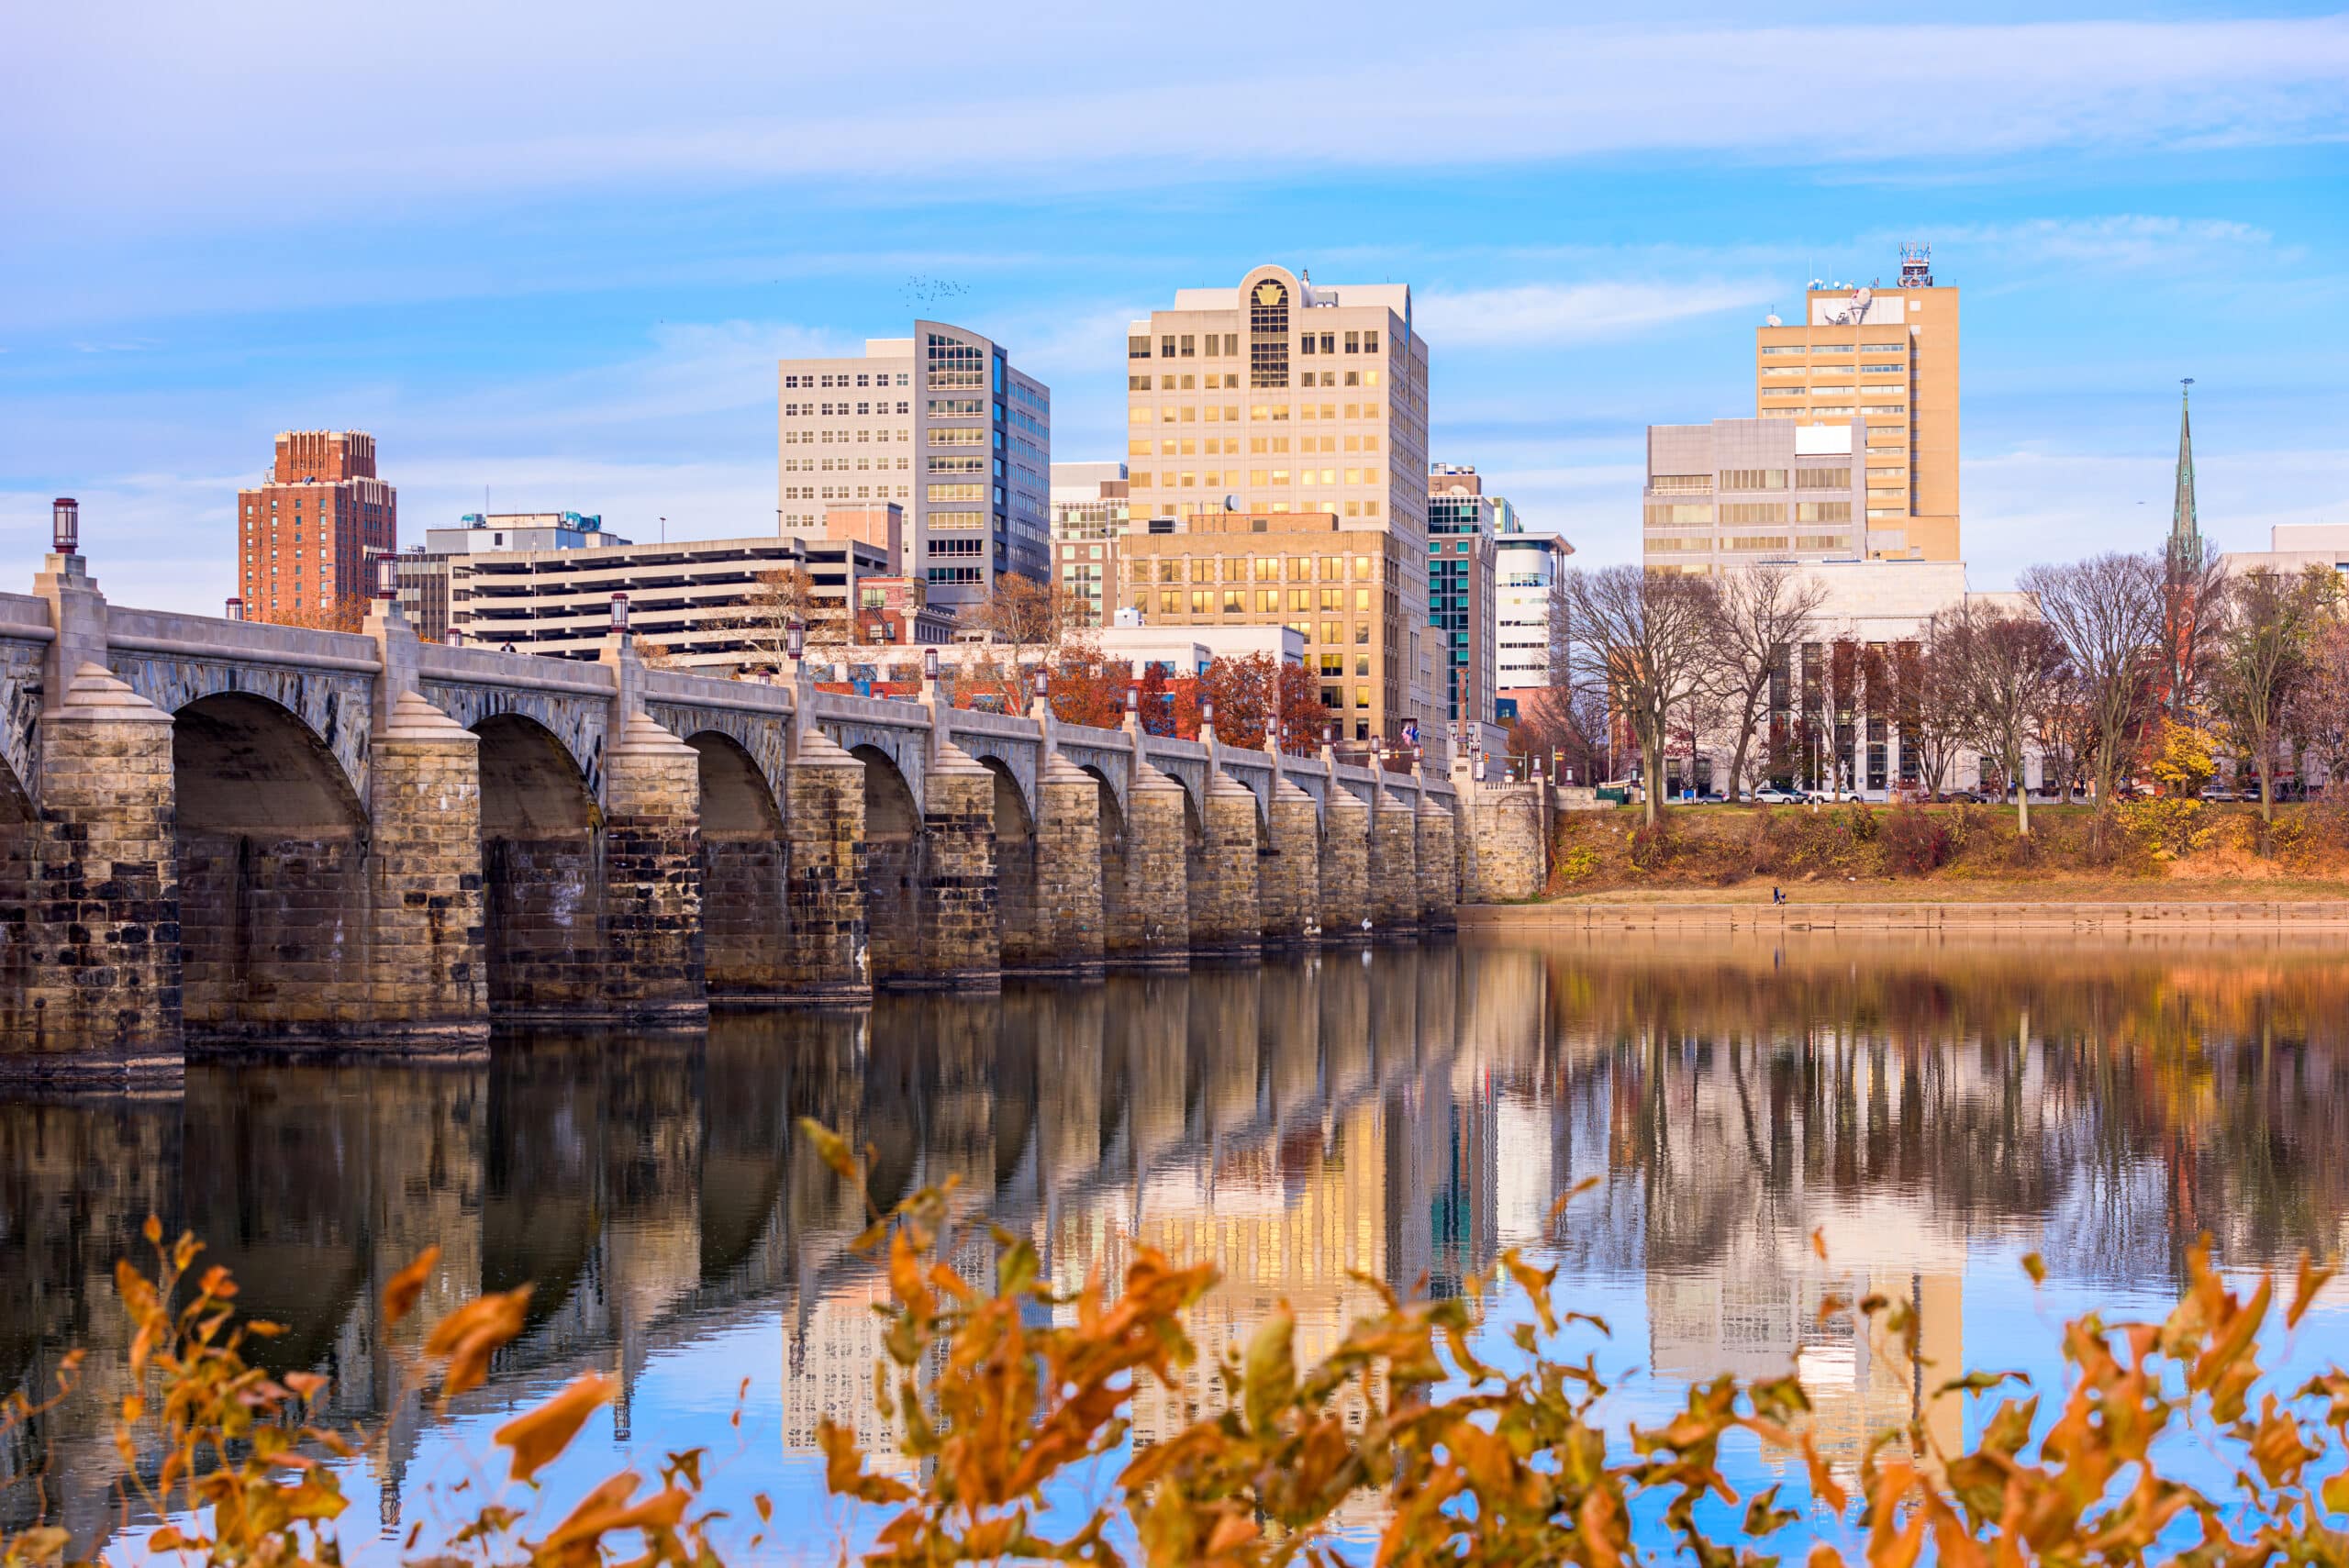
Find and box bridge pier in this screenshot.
[1259,775,1320,946]
[1416,791,1457,932]
[1025,755,1104,977]
[775,729,869,1003]
[1319,781,1371,943]
[366,693,490,1046]
[13,663,182,1080]
[1113,762,1188,967]
[1458,778,1548,903]
[598,712,707,1024]
[1370,784,1419,933]
[1187,770,1261,959]
[906,743,998,992]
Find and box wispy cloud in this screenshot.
[1417,281,1771,348]
[11,13,2349,228]
[1920,216,2282,271]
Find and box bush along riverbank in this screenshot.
[1541,800,2349,898]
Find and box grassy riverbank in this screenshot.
[1533,799,2349,901]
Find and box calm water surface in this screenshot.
[6,933,2349,1560]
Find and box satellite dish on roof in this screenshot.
[1223,494,1240,511]
[1854,286,1874,316]
[1765,313,1782,327]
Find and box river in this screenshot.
[5,930,2346,1559]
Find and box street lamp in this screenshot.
[375,554,399,601]
[924,647,941,683]
[448,627,466,648]
[1126,681,1141,719]
[786,620,806,662]
[609,592,629,634]
[1032,668,1049,704]
[51,498,78,556]
[225,596,244,622]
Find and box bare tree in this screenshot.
[1562,565,1718,828]
[2210,567,2325,824]
[736,567,847,671]
[1900,627,1968,799]
[960,573,1086,684]
[2159,550,2227,722]
[1704,563,1827,804]
[1939,603,2069,834]
[2019,552,2165,814]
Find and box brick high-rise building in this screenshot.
[236,430,397,624]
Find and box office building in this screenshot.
[1427,465,1499,727]
[1122,263,1434,733]
[1049,462,1130,627]
[1112,509,1412,742]
[1642,418,1870,575]
[1097,622,1304,677]
[776,322,1051,616]
[235,430,397,625]
[1495,527,1572,708]
[2221,524,2349,578]
[395,512,629,641]
[1752,243,1959,562]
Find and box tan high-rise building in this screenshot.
[1123,263,1435,734]
[1753,244,1959,562]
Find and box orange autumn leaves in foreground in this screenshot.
[1,1130,2346,1567]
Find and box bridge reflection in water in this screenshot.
[6,932,2349,1556]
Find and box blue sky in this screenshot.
[4,2,2345,610]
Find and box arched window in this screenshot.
[1249,277,1290,389]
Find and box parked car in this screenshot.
[1750,785,1806,805]
[2201,785,2241,803]
[1934,789,1987,805]
[1809,787,1865,804]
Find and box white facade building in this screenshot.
[778,322,1050,616]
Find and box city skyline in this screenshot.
[5,6,2346,612]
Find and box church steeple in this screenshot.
[2168,378,2201,572]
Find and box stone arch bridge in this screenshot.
[0,548,1548,1082]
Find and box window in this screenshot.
[1794,467,1851,489]
[1129,375,1150,391]
[1651,474,1712,493]
[1795,501,1851,523]
[1721,503,1787,525]
[1249,277,1290,387]
[1179,334,1195,356]
[1720,470,1787,490]
[1759,345,1807,355]
[1796,534,1850,550]
[1643,504,1713,525]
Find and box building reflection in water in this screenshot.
[5,931,2348,1551]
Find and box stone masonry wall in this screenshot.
[177,830,368,1036]
[1190,773,1261,957]
[482,835,604,1017]
[778,745,867,1000]
[1029,758,1104,974]
[17,708,182,1074]
[1260,781,1319,945]
[1415,796,1457,930]
[367,734,488,1040]
[913,748,998,989]
[1118,764,1187,966]
[1370,789,1419,931]
[1319,787,1370,942]
[600,731,706,1019]
[1462,785,1546,903]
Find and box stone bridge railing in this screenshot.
[0,545,1550,1084]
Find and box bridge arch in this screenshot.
[172,691,372,1038]
[1081,764,1129,955]
[0,756,29,1045]
[982,758,1041,968]
[856,745,924,984]
[474,713,603,1014]
[688,733,789,997]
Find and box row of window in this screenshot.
[783,456,910,472]
[1132,553,1383,584]
[1755,341,1903,356]
[780,484,915,501]
[1130,328,1382,358]
[1130,468,1383,488]
[1129,398,1392,427]
[1128,433,1384,456]
[783,372,911,389]
[782,400,911,417]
